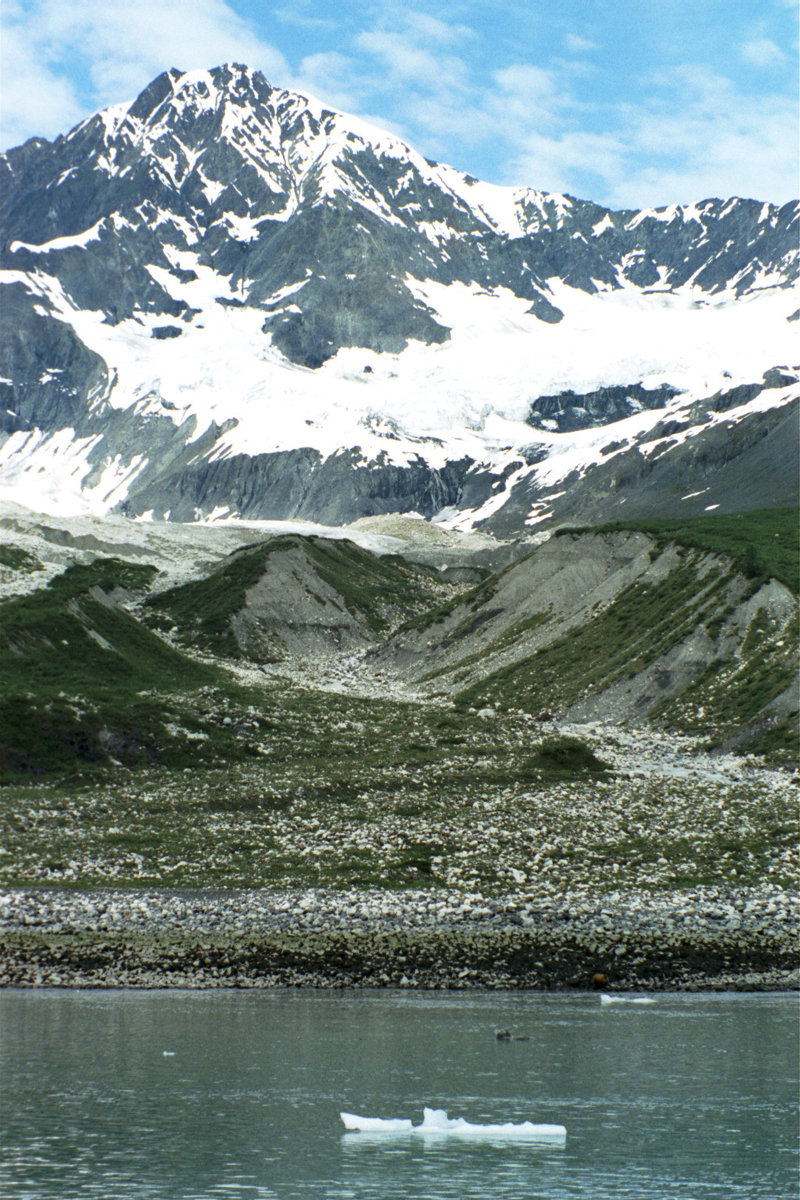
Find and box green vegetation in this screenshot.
[747,712,800,760]
[397,571,502,634]
[654,610,799,759]
[299,538,439,632]
[44,559,159,597]
[556,507,799,594]
[0,544,42,573]
[0,558,240,779]
[144,538,299,656]
[145,535,442,655]
[457,550,797,758]
[1,714,794,892]
[488,610,551,652]
[526,736,610,776]
[417,610,553,685]
[1,522,796,894]
[457,557,721,713]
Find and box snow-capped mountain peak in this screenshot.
[1,65,798,530]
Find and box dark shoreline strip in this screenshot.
[1,886,797,992]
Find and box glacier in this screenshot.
[1,63,798,530]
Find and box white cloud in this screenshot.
[564,33,599,53]
[294,51,361,114]
[498,64,799,206]
[613,66,797,204]
[1,0,289,149]
[501,128,627,197]
[402,12,476,45]
[612,72,798,205]
[403,93,493,150]
[431,55,798,206]
[740,37,786,67]
[0,20,83,146]
[343,15,482,154]
[494,63,558,102]
[480,63,570,155]
[355,30,468,93]
[341,21,799,206]
[273,5,338,32]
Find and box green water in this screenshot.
[2,989,797,1198]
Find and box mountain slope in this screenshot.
[2,508,796,779]
[143,534,451,659]
[371,513,799,755]
[1,63,798,530]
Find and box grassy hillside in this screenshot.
[143,537,299,656]
[556,507,799,594]
[144,535,443,655]
[0,544,42,573]
[457,559,720,710]
[0,541,448,780]
[0,558,256,778]
[457,546,798,757]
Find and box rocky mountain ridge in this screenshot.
[1,64,798,531]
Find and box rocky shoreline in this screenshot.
[1,886,797,992]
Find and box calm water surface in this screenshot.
[2,989,797,1199]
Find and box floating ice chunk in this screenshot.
[417,1108,566,1139]
[600,994,656,1006]
[341,1113,413,1132]
[341,1107,566,1140]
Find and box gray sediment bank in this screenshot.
[1,886,797,992]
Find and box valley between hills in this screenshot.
[0,503,797,990]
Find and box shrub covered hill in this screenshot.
[0,503,796,899]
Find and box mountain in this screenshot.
[1,63,798,531]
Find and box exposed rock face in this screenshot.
[527,383,681,433]
[1,63,798,528]
[489,395,800,537]
[0,283,112,434]
[3,64,796,360]
[119,447,477,524]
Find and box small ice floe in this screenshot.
[600,994,655,1006]
[341,1107,566,1141]
[341,1114,414,1133]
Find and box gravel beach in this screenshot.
[2,885,797,992]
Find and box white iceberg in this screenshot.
[341,1107,566,1140]
[340,1113,414,1133]
[600,994,656,1006]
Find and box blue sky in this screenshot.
[2,0,798,207]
